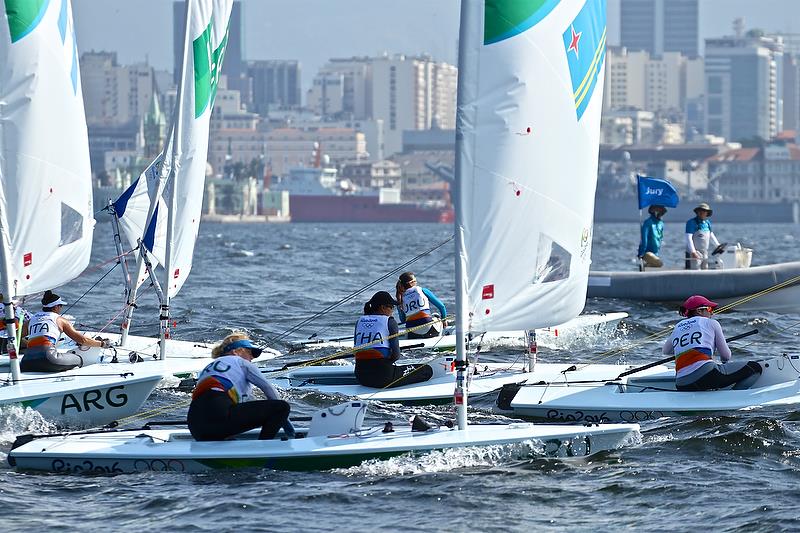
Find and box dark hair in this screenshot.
[399,272,415,286]
[41,290,61,308]
[363,302,373,314]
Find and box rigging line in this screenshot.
[263,316,450,379]
[1,371,136,384]
[111,398,193,428]
[62,262,120,316]
[270,235,454,343]
[573,275,800,370]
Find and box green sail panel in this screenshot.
[192,18,229,118]
[484,0,560,44]
[4,0,49,43]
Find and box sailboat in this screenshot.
[8,0,641,473]
[57,0,279,376]
[0,0,162,426]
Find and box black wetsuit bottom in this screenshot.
[187,390,290,441]
[676,361,762,391]
[355,358,434,388]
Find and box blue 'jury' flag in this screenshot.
[637,175,679,209]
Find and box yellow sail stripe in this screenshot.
[572,27,607,109]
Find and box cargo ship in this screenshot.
[272,167,453,223]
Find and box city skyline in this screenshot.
[74,0,800,89]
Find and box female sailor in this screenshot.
[665,295,761,391]
[20,290,110,372]
[188,332,293,441]
[354,291,433,388]
[395,272,447,339]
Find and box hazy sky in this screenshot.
[73,0,800,87]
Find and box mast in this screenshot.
[158,0,193,360]
[452,0,480,430]
[0,236,20,382]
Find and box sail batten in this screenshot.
[457,0,607,333]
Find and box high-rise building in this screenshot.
[173,1,244,87]
[620,0,699,58]
[603,47,703,116]
[371,54,457,156]
[307,57,373,119]
[80,51,155,127]
[248,60,302,115]
[705,32,784,141]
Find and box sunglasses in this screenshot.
[694,306,714,312]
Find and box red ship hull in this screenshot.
[289,195,453,223]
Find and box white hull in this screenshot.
[265,358,667,405]
[8,402,639,473]
[292,312,628,352]
[0,364,162,428]
[498,355,800,423]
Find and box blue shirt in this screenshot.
[398,287,447,323]
[686,217,712,234]
[638,216,664,257]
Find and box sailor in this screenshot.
[395,272,447,339]
[188,332,294,441]
[0,294,30,353]
[638,205,667,269]
[20,290,110,372]
[354,291,434,388]
[685,203,720,270]
[664,295,762,391]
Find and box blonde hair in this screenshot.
[211,331,250,358]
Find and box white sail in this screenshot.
[113,0,232,296]
[0,0,94,296]
[457,0,607,332]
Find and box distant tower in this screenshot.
[142,86,167,159]
[620,0,699,58]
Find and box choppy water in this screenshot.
[2,221,800,532]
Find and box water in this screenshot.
[2,221,800,531]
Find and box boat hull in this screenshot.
[587,261,800,311]
[8,421,639,474]
[265,360,665,405]
[498,355,800,423]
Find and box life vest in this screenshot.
[27,311,61,347]
[669,316,716,378]
[401,286,431,322]
[354,315,391,360]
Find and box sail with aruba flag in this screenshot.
[562,0,606,121]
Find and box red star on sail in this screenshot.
[568,24,582,58]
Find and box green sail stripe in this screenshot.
[192,18,229,118]
[484,0,559,44]
[4,0,49,43]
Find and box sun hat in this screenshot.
[693,203,713,216]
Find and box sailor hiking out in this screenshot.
[354,291,434,388]
[20,290,110,372]
[664,295,762,391]
[395,272,447,339]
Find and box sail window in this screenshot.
[533,235,570,284]
[60,202,83,246]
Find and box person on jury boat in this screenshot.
[188,332,294,441]
[685,203,720,270]
[637,205,667,269]
[395,271,447,339]
[354,291,434,388]
[20,290,111,372]
[664,295,762,391]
